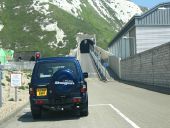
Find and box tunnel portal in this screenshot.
[80,39,94,53]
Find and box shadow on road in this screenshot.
[120,80,170,95]
[105,65,170,95]
[18,110,81,122]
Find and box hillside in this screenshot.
[0,0,143,56]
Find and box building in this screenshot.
[108,2,170,59]
[14,51,40,61]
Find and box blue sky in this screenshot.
[132,0,170,8]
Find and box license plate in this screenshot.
[36,88,47,96]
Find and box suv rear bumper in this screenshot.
[30,96,88,111]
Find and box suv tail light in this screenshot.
[72,97,81,103]
[35,100,45,105]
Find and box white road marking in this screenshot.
[88,104,109,107]
[89,104,141,128]
[108,104,141,128]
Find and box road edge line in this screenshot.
[108,104,141,128]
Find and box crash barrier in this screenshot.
[90,50,111,81]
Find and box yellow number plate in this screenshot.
[36,88,47,96]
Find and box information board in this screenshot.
[11,73,22,87]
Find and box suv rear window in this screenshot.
[36,61,78,79]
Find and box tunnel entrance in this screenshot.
[80,39,94,53]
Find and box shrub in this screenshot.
[18,86,26,90]
[1,82,5,86]
[8,98,15,101]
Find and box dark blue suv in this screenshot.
[29,57,88,119]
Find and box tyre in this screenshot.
[80,101,88,116]
[31,106,42,119]
[48,69,78,98]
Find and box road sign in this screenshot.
[11,73,22,87]
[11,73,22,102]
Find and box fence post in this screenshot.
[0,67,2,107]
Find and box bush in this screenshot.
[18,86,26,90]
[25,86,29,89]
[6,76,10,82]
[8,98,15,101]
[27,74,32,79]
[1,82,5,86]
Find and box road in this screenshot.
[79,53,98,78]
[0,54,170,128]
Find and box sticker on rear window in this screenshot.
[55,80,74,85]
[40,74,51,78]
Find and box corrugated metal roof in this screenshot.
[108,2,170,47]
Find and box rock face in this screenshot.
[0,0,143,56]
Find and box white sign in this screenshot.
[11,73,22,87]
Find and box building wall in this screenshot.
[129,27,136,55]
[136,26,170,53]
[14,51,38,61]
[108,36,131,60]
[121,42,170,88]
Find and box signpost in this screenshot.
[11,73,22,102]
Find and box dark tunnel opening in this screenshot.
[80,39,94,53]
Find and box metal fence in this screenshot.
[90,50,111,80]
[3,61,35,71]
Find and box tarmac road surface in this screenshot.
[80,53,98,78]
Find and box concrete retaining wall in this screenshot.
[108,55,121,78]
[121,42,170,88]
